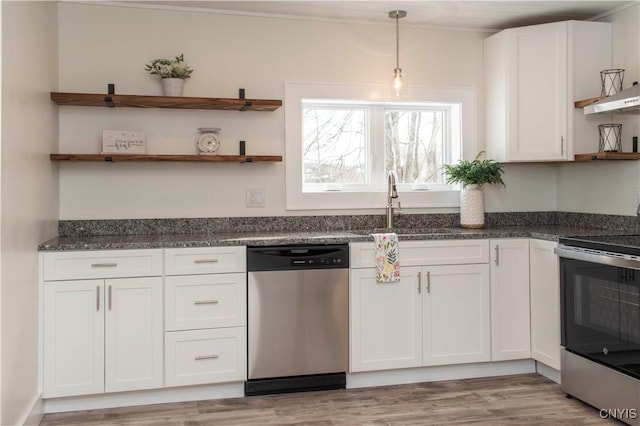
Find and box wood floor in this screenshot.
[40,374,621,425]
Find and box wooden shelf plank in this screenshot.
[574,152,640,161]
[574,96,605,108]
[50,154,282,163]
[50,92,282,112]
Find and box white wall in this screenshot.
[557,3,640,215]
[1,1,59,424]
[57,2,558,219]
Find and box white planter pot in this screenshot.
[161,78,185,97]
[460,184,485,228]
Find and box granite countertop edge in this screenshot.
[38,225,616,252]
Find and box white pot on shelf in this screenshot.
[460,184,485,229]
[161,78,185,97]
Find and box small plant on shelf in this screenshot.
[144,54,193,79]
[442,151,505,187]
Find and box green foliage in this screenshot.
[442,152,505,187]
[144,54,193,79]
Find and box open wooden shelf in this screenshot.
[50,154,282,163]
[50,92,282,112]
[574,96,605,108]
[574,152,640,162]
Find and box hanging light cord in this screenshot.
[395,12,400,70]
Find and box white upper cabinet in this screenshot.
[485,20,611,162]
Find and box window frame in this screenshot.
[284,82,477,211]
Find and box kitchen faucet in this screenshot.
[386,170,401,229]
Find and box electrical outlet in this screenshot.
[246,188,266,208]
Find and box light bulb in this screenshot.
[393,68,404,97]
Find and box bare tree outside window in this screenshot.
[385,110,445,185]
[302,107,367,185]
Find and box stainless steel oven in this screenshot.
[556,236,640,425]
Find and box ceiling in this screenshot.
[126,1,637,31]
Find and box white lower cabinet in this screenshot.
[423,264,491,366]
[350,267,422,372]
[163,246,247,388]
[490,239,531,361]
[43,276,163,398]
[349,240,491,373]
[529,239,561,370]
[42,246,247,400]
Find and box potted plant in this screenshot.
[144,53,194,96]
[442,152,505,228]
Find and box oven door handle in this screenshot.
[555,246,640,271]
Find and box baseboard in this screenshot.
[44,382,244,414]
[536,361,561,384]
[346,359,536,389]
[19,393,44,426]
[43,360,543,414]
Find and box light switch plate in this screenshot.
[246,188,266,208]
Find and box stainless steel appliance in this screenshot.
[245,244,349,396]
[556,236,640,426]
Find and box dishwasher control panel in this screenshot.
[247,244,349,271]
[291,256,344,267]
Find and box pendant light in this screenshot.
[389,10,407,97]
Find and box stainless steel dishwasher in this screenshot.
[245,244,349,396]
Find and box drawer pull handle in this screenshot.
[194,259,219,264]
[194,300,219,305]
[91,262,117,268]
[195,354,219,361]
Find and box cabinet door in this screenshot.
[490,239,531,361]
[507,22,568,161]
[104,276,163,392]
[43,280,104,398]
[529,239,561,370]
[423,264,491,366]
[350,267,422,372]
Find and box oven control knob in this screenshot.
[603,347,609,355]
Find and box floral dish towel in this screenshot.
[372,233,400,283]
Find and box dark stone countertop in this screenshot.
[38,225,619,252]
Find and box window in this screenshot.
[285,83,476,210]
[303,105,368,190]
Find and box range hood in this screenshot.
[584,84,640,115]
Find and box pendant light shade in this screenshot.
[389,10,407,97]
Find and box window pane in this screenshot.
[385,110,445,185]
[302,107,367,186]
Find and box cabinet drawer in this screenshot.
[43,249,162,281]
[165,327,247,387]
[350,240,489,268]
[165,273,247,331]
[164,247,246,275]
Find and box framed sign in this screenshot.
[102,130,146,154]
